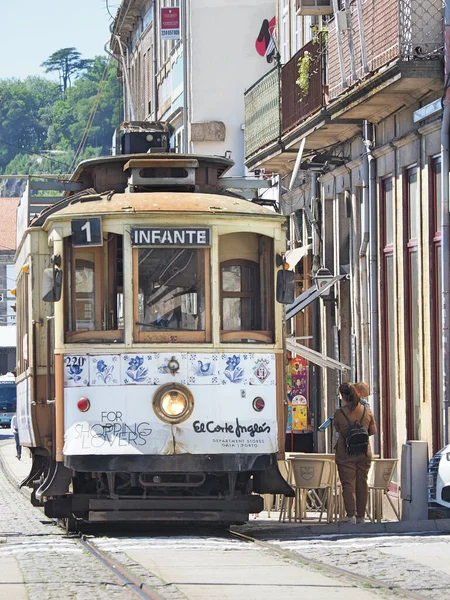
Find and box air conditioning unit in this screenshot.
[297,0,333,16]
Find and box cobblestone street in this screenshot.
[2,433,450,599]
[0,436,136,600]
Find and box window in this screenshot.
[219,233,274,343]
[6,265,16,326]
[134,247,210,343]
[221,260,259,331]
[380,177,397,458]
[430,157,442,451]
[65,234,124,342]
[404,166,420,440]
[17,270,29,375]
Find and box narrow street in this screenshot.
[1,435,450,600]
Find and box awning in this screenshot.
[284,245,311,270]
[286,337,351,373]
[285,273,345,321]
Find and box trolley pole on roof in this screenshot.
[182,0,188,153]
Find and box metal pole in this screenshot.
[441,0,450,447]
[331,0,347,89]
[182,0,188,153]
[344,0,357,82]
[356,0,368,74]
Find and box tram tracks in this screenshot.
[0,443,439,600]
[0,443,167,600]
[230,529,435,600]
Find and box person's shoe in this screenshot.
[16,455,21,460]
[356,517,365,524]
[339,515,356,524]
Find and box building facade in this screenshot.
[110,0,277,175]
[245,0,445,462]
[0,198,19,374]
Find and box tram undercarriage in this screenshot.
[23,451,292,525]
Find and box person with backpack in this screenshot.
[333,381,377,523]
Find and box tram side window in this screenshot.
[17,270,29,374]
[134,247,210,343]
[219,233,274,343]
[65,234,124,342]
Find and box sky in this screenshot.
[0,1,117,80]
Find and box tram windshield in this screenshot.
[135,247,208,341]
[0,384,16,413]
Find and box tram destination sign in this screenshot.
[131,227,211,247]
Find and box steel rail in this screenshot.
[230,529,432,600]
[79,536,166,600]
[0,444,165,600]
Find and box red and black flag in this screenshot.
[255,16,277,63]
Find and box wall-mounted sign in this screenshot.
[71,218,103,247]
[161,7,180,40]
[131,227,211,247]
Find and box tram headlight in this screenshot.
[153,384,194,424]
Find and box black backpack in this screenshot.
[339,405,369,456]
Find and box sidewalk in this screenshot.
[0,434,32,600]
[0,434,32,484]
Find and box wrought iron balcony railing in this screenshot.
[281,36,326,136]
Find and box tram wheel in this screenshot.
[59,517,78,534]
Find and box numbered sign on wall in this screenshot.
[71,218,103,247]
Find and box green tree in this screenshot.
[41,48,93,95]
[0,77,60,173]
[48,57,119,156]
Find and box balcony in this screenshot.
[282,36,326,136]
[328,0,443,99]
[244,68,280,160]
[244,0,443,173]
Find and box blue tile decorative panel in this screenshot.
[153,353,187,385]
[64,355,89,387]
[121,354,153,385]
[89,355,120,386]
[188,353,219,385]
[219,353,249,385]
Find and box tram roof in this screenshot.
[43,191,286,223]
[71,153,234,181]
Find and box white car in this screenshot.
[428,445,450,518]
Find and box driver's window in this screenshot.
[64,235,124,342]
[134,247,210,343]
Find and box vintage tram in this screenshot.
[14,124,294,526]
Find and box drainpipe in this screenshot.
[104,41,126,124]
[182,0,189,152]
[311,172,321,451]
[115,35,135,121]
[359,122,371,383]
[367,121,380,454]
[441,3,450,447]
[152,0,158,120]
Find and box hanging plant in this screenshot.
[296,51,312,100]
[295,27,328,102]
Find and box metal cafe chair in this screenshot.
[280,457,335,523]
[367,458,399,522]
